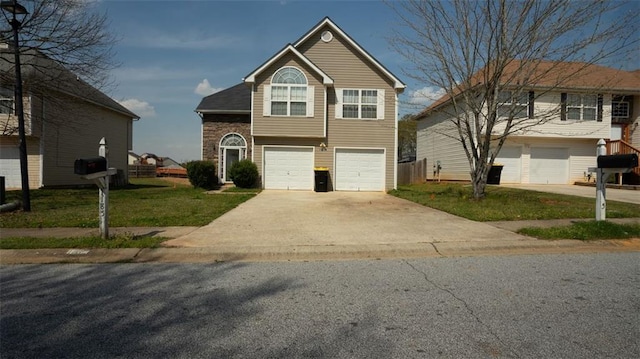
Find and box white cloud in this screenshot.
[119,98,156,118]
[408,86,447,106]
[194,79,223,96]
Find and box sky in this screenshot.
[93,0,428,163]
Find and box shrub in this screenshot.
[229,160,259,188]
[185,161,218,189]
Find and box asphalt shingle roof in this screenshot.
[195,83,251,113]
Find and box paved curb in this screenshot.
[2,239,639,264]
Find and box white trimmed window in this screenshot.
[612,99,630,118]
[0,87,13,115]
[263,67,314,117]
[567,93,597,121]
[497,91,529,119]
[335,88,385,120]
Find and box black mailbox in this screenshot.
[74,157,107,175]
[597,153,638,169]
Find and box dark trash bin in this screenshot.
[314,167,329,192]
[487,165,503,185]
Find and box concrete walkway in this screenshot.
[502,184,640,204]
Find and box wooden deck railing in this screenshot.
[606,140,640,178]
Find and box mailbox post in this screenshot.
[74,138,117,239]
[589,139,639,221]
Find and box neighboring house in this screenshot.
[0,46,139,189]
[128,151,142,165]
[416,61,640,185]
[196,17,405,191]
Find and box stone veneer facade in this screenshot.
[201,114,251,178]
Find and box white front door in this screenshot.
[611,124,623,141]
[335,148,385,191]
[263,147,314,190]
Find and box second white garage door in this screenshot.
[495,146,522,183]
[530,147,569,184]
[335,148,385,191]
[263,147,314,190]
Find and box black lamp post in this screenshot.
[1,0,30,211]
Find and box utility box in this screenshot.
[597,153,638,169]
[74,157,107,175]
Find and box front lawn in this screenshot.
[1,178,256,228]
[390,182,640,221]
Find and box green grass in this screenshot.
[518,221,640,240]
[0,178,256,228]
[0,233,167,249]
[222,186,262,193]
[390,182,640,221]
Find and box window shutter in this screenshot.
[528,91,535,119]
[560,93,567,121]
[263,85,271,117]
[335,88,343,119]
[306,86,314,117]
[597,94,603,122]
[377,89,385,120]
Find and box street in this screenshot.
[1,253,639,358]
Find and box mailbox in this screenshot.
[597,153,638,169]
[74,157,107,175]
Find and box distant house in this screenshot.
[0,47,139,188]
[128,151,142,165]
[196,17,405,191]
[416,61,640,184]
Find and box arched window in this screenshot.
[220,133,246,147]
[266,67,312,117]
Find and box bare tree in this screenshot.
[390,0,638,199]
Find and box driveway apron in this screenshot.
[164,191,529,248]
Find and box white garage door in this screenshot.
[263,147,313,190]
[0,146,22,188]
[495,146,522,183]
[530,147,569,184]
[335,148,385,191]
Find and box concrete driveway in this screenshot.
[164,191,529,251]
[502,184,640,204]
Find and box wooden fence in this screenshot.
[128,164,157,178]
[397,158,427,185]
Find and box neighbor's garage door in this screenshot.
[263,147,313,190]
[0,146,21,188]
[495,146,522,183]
[530,147,569,184]
[335,148,385,191]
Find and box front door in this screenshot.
[224,148,240,183]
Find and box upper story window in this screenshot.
[497,90,531,119]
[265,67,312,117]
[561,93,602,122]
[612,96,630,118]
[0,87,13,115]
[336,88,385,120]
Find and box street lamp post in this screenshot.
[1,0,30,211]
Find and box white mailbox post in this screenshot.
[589,139,639,221]
[75,138,117,239]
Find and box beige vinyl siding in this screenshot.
[417,105,472,181]
[40,94,132,187]
[297,27,397,190]
[0,136,41,189]
[253,57,325,138]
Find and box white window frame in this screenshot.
[567,93,597,121]
[335,88,385,120]
[611,100,630,118]
[0,87,14,115]
[497,90,528,119]
[263,66,314,118]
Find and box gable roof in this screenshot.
[195,83,251,113]
[294,17,405,91]
[0,47,139,120]
[419,60,640,118]
[243,44,334,86]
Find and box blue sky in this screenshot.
[95,0,421,163]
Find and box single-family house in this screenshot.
[196,17,405,191]
[1,47,139,189]
[416,61,640,185]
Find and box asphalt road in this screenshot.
[1,253,639,358]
